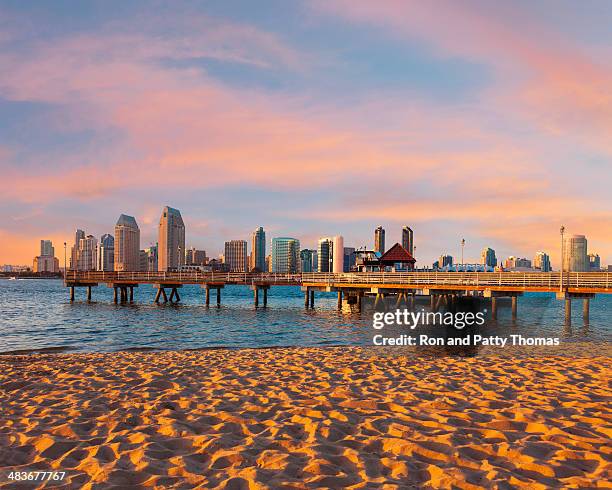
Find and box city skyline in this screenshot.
[0,2,610,266]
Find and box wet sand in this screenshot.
[0,347,610,489]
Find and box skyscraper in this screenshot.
[588,253,600,271]
[317,237,333,272]
[401,226,413,256]
[158,206,185,271]
[374,226,385,254]
[563,234,588,272]
[271,237,300,273]
[251,227,266,272]
[480,247,497,267]
[224,240,248,272]
[343,247,356,272]
[114,214,140,271]
[332,236,344,273]
[300,249,315,273]
[77,235,97,271]
[534,251,551,272]
[439,254,453,268]
[185,247,206,266]
[97,233,115,271]
[70,229,85,270]
[40,240,54,257]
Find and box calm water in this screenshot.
[0,279,610,354]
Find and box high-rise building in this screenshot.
[317,237,333,272]
[300,249,315,273]
[114,214,140,271]
[588,253,601,271]
[374,226,385,254]
[97,234,115,271]
[251,227,266,272]
[505,256,532,269]
[141,245,158,272]
[480,247,497,267]
[343,247,356,272]
[224,240,248,272]
[439,254,453,268]
[401,227,413,256]
[70,229,85,270]
[533,252,551,272]
[271,238,300,273]
[332,236,344,273]
[563,234,588,272]
[77,235,97,271]
[158,206,185,271]
[185,247,207,266]
[311,251,318,272]
[40,240,54,257]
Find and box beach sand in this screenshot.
[0,347,610,489]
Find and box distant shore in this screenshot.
[0,346,609,488]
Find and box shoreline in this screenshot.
[1,346,610,488]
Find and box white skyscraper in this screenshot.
[158,206,186,271]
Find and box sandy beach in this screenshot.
[0,347,610,489]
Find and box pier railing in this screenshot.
[64,271,610,292]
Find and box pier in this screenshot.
[65,271,610,324]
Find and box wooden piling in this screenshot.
[304,290,309,308]
[216,287,221,306]
[154,288,161,304]
[491,297,497,320]
[565,298,571,325]
[309,290,315,308]
[113,287,118,304]
[511,296,518,320]
[254,287,259,307]
[87,286,91,302]
[205,286,210,307]
[129,287,134,303]
[583,298,589,323]
[70,286,75,302]
[263,288,267,307]
[337,290,342,309]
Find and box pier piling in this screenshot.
[70,286,75,302]
[263,288,267,307]
[309,290,315,308]
[491,297,498,319]
[565,298,572,326]
[129,287,134,303]
[205,287,210,307]
[254,287,259,307]
[337,290,342,309]
[304,290,309,308]
[217,287,221,306]
[583,298,589,323]
[511,296,518,320]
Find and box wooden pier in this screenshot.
[65,271,610,325]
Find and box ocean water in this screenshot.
[0,279,610,354]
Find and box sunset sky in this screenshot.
[1,0,610,267]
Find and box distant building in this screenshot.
[77,235,97,271]
[505,256,532,270]
[97,234,114,271]
[439,255,453,268]
[401,227,413,256]
[70,229,85,270]
[271,237,300,273]
[480,247,497,267]
[332,236,344,273]
[300,249,315,273]
[533,251,551,272]
[158,206,185,271]
[374,226,385,254]
[563,235,588,272]
[343,247,356,272]
[33,239,59,273]
[40,240,54,257]
[266,254,272,272]
[588,253,600,271]
[224,240,248,272]
[251,227,266,272]
[114,214,140,271]
[33,255,59,273]
[311,251,318,272]
[317,237,333,273]
[185,247,207,266]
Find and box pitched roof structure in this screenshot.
[379,243,416,264]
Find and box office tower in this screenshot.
[505,256,531,269]
[96,234,114,271]
[439,254,453,268]
[186,247,207,266]
[533,252,551,272]
[401,227,414,256]
[332,236,344,273]
[250,227,266,272]
[300,249,316,273]
[158,206,185,271]
[70,229,85,270]
[114,214,140,271]
[142,245,158,272]
[271,238,300,273]
[77,235,97,271]
[374,226,385,254]
[480,247,497,267]
[33,255,60,273]
[563,234,588,272]
[311,251,318,272]
[224,240,248,272]
[40,240,54,257]
[588,253,600,271]
[317,237,333,272]
[343,247,356,272]
[266,254,272,272]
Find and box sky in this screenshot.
[1,0,611,267]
